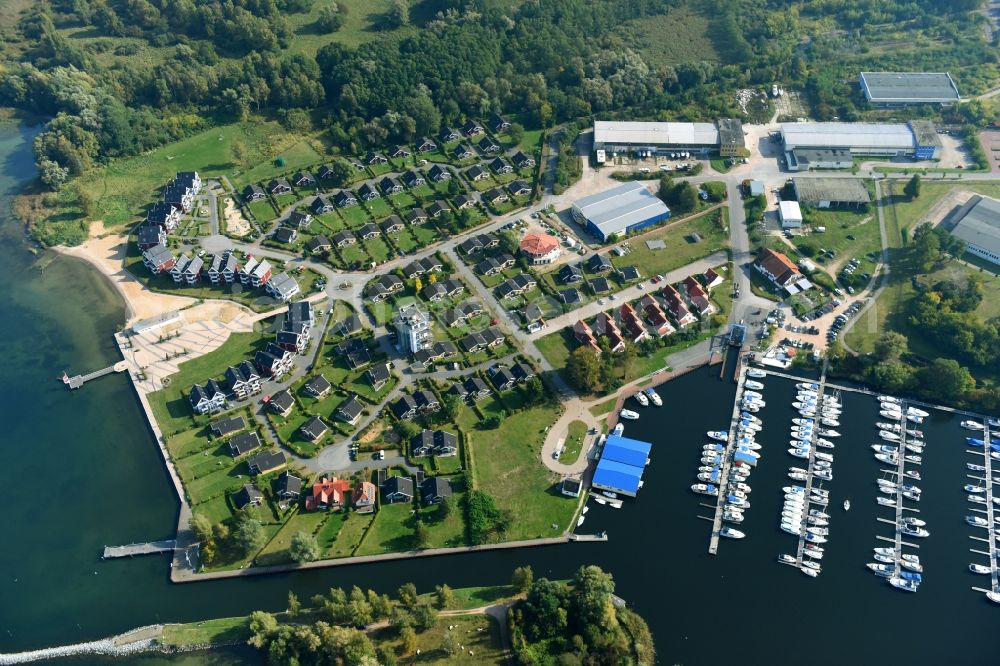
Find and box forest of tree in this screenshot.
[1,0,992,195]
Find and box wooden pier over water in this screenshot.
[63,361,129,389]
[102,540,177,559]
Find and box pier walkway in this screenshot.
[969,421,999,597]
[707,355,748,555]
[791,362,833,571]
[102,540,177,559]
[889,402,911,578]
[62,361,129,389]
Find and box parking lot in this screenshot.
[761,295,869,353]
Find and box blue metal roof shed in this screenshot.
[602,434,652,467]
[592,459,642,496]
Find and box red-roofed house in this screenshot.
[352,481,377,513]
[305,477,352,511]
[754,248,809,294]
[619,303,650,343]
[703,267,724,290]
[594,312,626,352]
[573,320,602,354]
[663,284,697,327]
[638,295,674,336]
[519,232,561,265]
[683,276,716,316]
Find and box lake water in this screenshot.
[0,124,995,665]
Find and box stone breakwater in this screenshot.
[0,626,164,664]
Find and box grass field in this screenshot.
[370,615,505,665]
[559,420,588,464]
[355,501,417,555]
[468,404,576,540]
[284,0,416,55]
[148,331,267,436]
[418,489,468,548]
[625,6,721,67]
[72,121,313,229]
[329,511,375,558]
[792,205,880,278]
[613,209,728,276]
[255,510,329,566]
[162,617,251,647]
[232,140,325,189]
[536,329,575,372]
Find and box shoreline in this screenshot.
[53,222,195,326]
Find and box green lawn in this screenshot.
[65,120,312,230]
[536,330,574,372]
[162,617,251,647]
[147,331,267,436]
[255,510,330,566]
[364,236,394,264]
[613,208,728,276]
[370,615,505,665]
[792,205,880,278]
[338,205,371,227]
[411,224,441,246]
[284,0,413,55]
[231,139,323,189]
[316,512,347,552]
[167,425,217,459]
[559,420,588,464]
[389,192,418,209]
[417,489,468,548]
[339,242,371,267]
[329,511,376,558]
[394,229,420,253]
[355,501,416,555]
[588,396,619,418]
[365,198,394,218]
[469,404,576,540]
[186,464,248,506]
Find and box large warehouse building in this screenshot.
[592,434,652,498]
[947,195,1000,266]
[860,71,960,106]
[593,118,745,160]
[782,120,940,171]
[572,181,670,242]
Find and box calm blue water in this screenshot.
[0,123,995,664]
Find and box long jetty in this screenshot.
[969,420,999,597]
[102,540,177,559]
[707,355,748,555]
[63,360,128,389]
[792,379,833,569]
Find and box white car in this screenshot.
[637,283,644,290]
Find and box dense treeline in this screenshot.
[510,565,655,665]
[0,0,994,195]
[836,222,1000,412]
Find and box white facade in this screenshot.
[394,304,432,353]
[779,201,803,229]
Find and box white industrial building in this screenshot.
[779,201,803,229]
[781,120,940,171]
[948,195,1000,266]
[593,119,745,160]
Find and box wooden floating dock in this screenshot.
[977,422,998,596]
[102,540,177,559]
[792,366,833,572]
[568,533,608,542]
[706,355,750,555]
[63,361,128,389]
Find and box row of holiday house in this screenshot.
[141,243,301,303]
[573,268,724,353]
[188,301,316,416]
[234,469,454,517]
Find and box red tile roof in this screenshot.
[755,248,802,286]
[306,477,351,511]
[519,232,560,257]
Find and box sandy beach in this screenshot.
[54,221,195,324]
